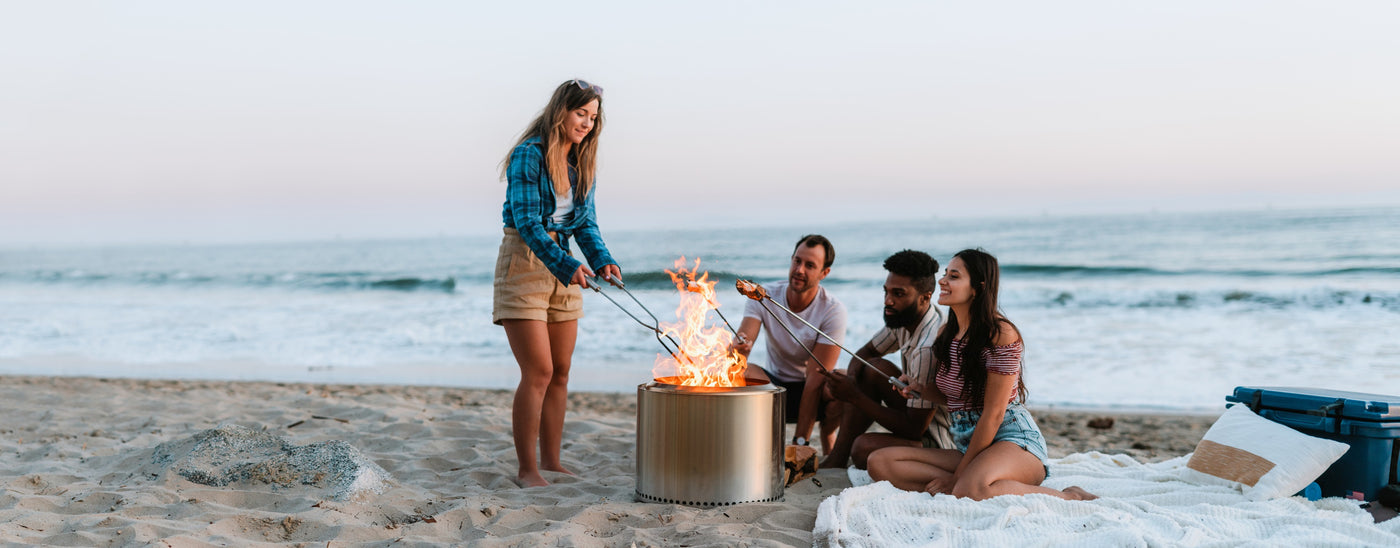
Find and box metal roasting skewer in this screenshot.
[585,276,692,365]
[751,297,827,373]
[685,281,740,339]
[736,279,920,398]
[711,302,739,337]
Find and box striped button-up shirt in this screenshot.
[500,137,616,284]
[867,304,953,447]
[867,304,945,410]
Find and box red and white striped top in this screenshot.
[933,339,1022,412]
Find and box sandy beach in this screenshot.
[0,375,1217,546]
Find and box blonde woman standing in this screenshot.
[494,79,622,487]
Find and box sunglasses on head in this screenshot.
[570,79,604,96]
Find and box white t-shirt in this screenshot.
[743,281,848,383]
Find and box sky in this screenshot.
[2,1,1398,245]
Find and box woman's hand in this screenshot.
[570,264,597,288]
[598,264,623,288]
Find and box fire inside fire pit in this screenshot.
[635,257,785,506]
[650,257,750,387]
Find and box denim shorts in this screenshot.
[949,404,1050,476]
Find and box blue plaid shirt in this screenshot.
[501,136,616,284]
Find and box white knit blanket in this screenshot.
[815,452,1400,547]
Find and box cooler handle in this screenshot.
[1265,399,1345,433]
[1268,410,1336,431]
[1304,399,1345,434]
[1247,396,1347,434]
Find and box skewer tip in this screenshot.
[735,279,766,301]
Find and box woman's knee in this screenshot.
[955,475,1010,501]
[519,365,554,392]
[950,478,983,500]
[549,368,570,387]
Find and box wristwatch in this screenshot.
[793,436,809,446]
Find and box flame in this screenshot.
[652,256,749,387]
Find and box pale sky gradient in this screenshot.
[3,1,1398,245]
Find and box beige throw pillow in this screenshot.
[1185,404,1349,501]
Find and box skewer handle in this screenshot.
[585,275,692,364]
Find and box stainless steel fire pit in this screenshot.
[635,379,785,506]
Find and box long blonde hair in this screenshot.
[500,80,604,200]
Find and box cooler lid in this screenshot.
[1229,386,1400,421]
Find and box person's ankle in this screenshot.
[541,463,574,475]
[517,470,549,487]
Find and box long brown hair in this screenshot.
[933,249,1028,407]
[500,80,604,200]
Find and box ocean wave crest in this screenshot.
[1024,289,1400,311]
[1004,264,1161,276]
[9,269,463,294]
[1003,264,1400,278]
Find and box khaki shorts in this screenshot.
[492,228,584,325]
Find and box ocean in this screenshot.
[1,206,1397,412]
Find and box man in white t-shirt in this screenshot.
[734,235,849,453]
[820,249,954,469]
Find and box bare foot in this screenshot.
[542,464,575,476]
[1064,486,1099,501]
[517,471,549,487]
[818,456,847,469]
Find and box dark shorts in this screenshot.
[763,368,825,424]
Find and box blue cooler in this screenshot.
[1228,386,1400,501]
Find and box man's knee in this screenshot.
[852,371,881,395]
[857,358,896,386]
[865,447,893,478]
[851,434,884,469]
[822,398,845,418]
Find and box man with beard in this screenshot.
[819,249,954,469]
[733,234,848,453]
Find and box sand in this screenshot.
[0,375,1217,546]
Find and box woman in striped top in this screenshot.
[867,249,1096,501]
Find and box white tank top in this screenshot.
[551,189,574,224]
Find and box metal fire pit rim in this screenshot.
[640,380,785,396]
